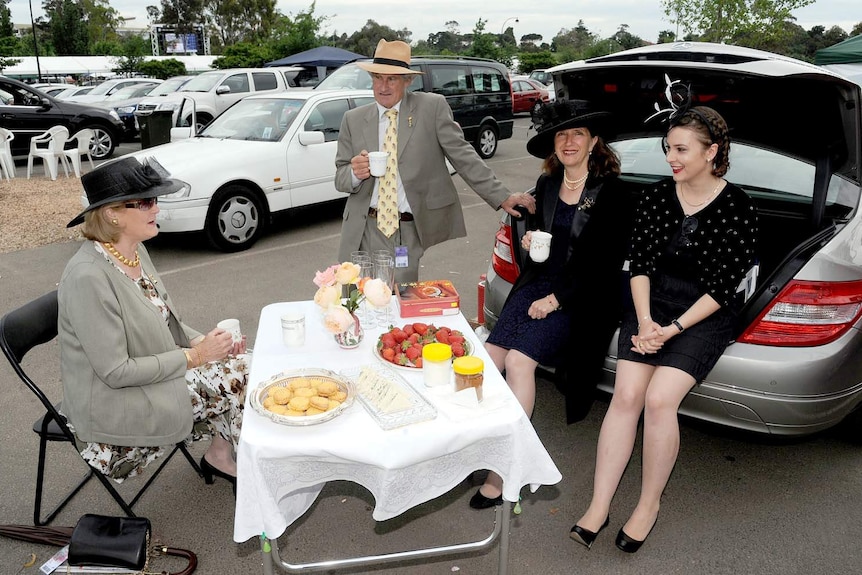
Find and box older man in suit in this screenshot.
[335,39,535,283]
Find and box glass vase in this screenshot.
[334,313,364,349]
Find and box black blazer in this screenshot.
[508,172,634,422]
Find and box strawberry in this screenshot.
[392,329,408,343]
[413,357,423,368]
[380,333,397,348]
[451,342,466,357]
[405,346,421,361]
[450,330,463,338]
[436,326,451,335]
[403,324,415,336]
[395,353,409,366]
[382,348,396,361]
[448,335,465,345]
[412,322,429,335]
[408,333,421,344]
[435,330,450,344]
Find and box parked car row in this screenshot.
[484,42,862,440]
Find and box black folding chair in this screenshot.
[0,291,202,526]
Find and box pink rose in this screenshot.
[323,305,355,334]
[313,285,340,309]
[363,278,392,308]
[334,262,361,285]
[313,264,339,288]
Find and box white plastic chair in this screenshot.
[0,127,14,180]
[27,126,70,181]
[62,128,95,178]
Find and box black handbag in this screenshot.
[68,514,151,570]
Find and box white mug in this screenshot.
[281,312,305,347]
[529,231,553,263]
[217,318,242,344]
[368,151,388,177]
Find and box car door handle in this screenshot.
[1,113,14,119]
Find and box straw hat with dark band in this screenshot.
[357,39,423,75]
[526,100,613,159]
[67,157,186,227]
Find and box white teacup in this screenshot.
[368,151,389,177]
[281,312,305,347]
[217,318,242,344]
[529,231,553,263]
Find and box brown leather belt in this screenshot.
[368,207,414,221]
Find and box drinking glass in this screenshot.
[372,255,395,327]
[351,252,373,327]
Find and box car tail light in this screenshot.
[738,279,862,347]
[492,222,520,284]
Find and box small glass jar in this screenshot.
[453,356,484,402]
[422,343,452,387]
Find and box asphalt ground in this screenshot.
[2,117,862,574]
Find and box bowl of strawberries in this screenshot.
[374,322,472,370]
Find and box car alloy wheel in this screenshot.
[87,126,115,160]
[476,125,498,159]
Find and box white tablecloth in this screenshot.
[233,300,562,543]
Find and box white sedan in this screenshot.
[121,89,376,251]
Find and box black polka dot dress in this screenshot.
[617,178,758,381]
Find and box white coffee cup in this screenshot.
[217,318,242,344]
[368,151,389,177]
[529,231,553,263]
[281,312,305,347]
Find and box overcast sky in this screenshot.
[7,0,859,48]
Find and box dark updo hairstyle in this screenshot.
[669,105,730,177]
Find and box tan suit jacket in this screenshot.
[335,90,511,261]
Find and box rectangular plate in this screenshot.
[340,364,437,430]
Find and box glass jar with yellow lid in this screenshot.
[422,342,452,387]
[453,356,484,402]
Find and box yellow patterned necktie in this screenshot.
[377,109,399,237]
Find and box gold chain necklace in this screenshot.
[563,171,588,191]
[103,242,140,267]
[680,180,721,208]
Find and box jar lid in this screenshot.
[422,342,452,361]
[453,356,483,375]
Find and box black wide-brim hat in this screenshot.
[67,157,186,227]
[526,99,614,159]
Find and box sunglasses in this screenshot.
[123,197,158,211]
[680,215,698,248]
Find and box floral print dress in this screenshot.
[68,243,248,482]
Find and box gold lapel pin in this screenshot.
[408,116,413,128]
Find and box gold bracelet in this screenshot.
[182,349,194,369]
[193,346,203,366]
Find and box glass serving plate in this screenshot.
[251,368,355,426]
[372,338,473,371]
[340,364,437,430]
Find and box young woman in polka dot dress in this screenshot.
[570,106,758,553]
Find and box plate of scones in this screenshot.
[251,368,355,426]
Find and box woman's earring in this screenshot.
[112,219,118,225]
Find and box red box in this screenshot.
[396,280,461,317]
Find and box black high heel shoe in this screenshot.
[615,515,658,553]
[200,455,237,495]
[569,516,609,549]
[469,489,503,509]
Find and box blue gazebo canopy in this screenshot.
[265,46,365,68]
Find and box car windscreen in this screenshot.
[180,73,223,92]
[613,137,857,219]
[199,98,303,142]
[148,78,188,96]
[315,63,372,90]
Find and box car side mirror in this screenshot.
[40,97,51,108]
[298,131,325,146]
[216,85,230,95]
[170,126,194,141]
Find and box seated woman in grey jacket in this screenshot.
[60,157,247,491]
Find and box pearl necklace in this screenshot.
[680,180,721,208]
[103,242,140,268]
[563,171,588,191]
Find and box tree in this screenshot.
[851,22,862,37]
[552,21,598,63]
[657,30,676,43]
[268,1,327,58]
[660,0,815,45]
[159,0,205,34]
[333,19,410,57]
[612,24,646,51]
[465,18,506,65]
[0,0,13,37]
[111,34,150,75]
[208,0,277,47]
[44,0,89,55]
[82,0,120,47]
[211,41,272,67]
[518,50,556,74]
[138,57,187,78]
